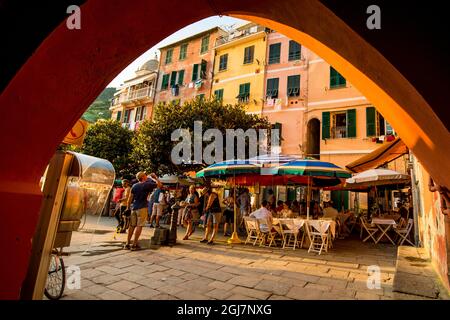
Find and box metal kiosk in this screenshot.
[21,151,115,299]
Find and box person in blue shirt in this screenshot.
[124,172,161,250]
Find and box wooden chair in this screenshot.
[243,216,259,246]
[394,218,415,246]
[360,217,379,243]
[256,218,277,247]
[279,219,304,250]
[305,221,329,255]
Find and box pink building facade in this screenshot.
[261,31,308,155]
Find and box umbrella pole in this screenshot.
[228,172,241,244]
[306,176,311,220]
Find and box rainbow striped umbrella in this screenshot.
[276,159,351,178]
[195,159,260,178]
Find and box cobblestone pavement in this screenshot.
[59,215,431,300]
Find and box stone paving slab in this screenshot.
[58,215,446,301]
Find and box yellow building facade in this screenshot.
[212,23,267,113]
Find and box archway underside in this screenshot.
[0,0,449,299]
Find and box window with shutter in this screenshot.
[179,43,188,60]
[200,35,209,54]
[161,74,170,90]
[214,89,224,101]
[347,109,356,138]
[322,112,330,139]
[288,40,301,60]
[219,54,228,71]
[268,43,281,64]
[366,107,376,137]
[192,64,199,81]
[330,67,346,88]
[170,71,177,87]
[177,70,185,85]
[287,75,300,97]
[237,83,250,103]
[200,60,207,79]
[266,78,279,99]
[116,111,122,122]
[165,48,173,65]
[243,46,254,64]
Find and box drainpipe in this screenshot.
[409,151,421,246]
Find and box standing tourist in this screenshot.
[200,187,222,245]
[115,179,131,233]
[149,183,167,228]
[222,190,234,237]
[182,185,200,240]
[125,172,161,250]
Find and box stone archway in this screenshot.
[306,119,321,160]
[1,0,449,299]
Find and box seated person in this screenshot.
[322,201,339,220]
[280,202,295,218]
[290,200,300,214]
[275,200,284,214]
[249,200,273,230]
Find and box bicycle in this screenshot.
[44,248,67,300]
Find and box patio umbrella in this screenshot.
[346,168,410,186]
[195,159,260,178]
[274,159,352,219]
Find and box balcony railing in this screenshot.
[215,25,266,47]
[111,86,154,106]
[331,126,347,139]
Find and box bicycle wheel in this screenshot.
[44,254,65,300]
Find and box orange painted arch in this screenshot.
[0,0,449,299]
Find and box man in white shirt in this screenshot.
[250,200,273,229]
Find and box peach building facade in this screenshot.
[305,50,395,168]
[110,59,159,130]
[155,27,227,107]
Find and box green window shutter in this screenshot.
[287,75,300,96]
[244,46,254,64]
[177,70,184,85]
[266,78,279,98]
[179,43,188,60]
[366,106,376,137]
[288,40,301,60]
[170,71,177,87]
[322,112,330,139]
[161,74,170,90]
[268,43,281,64]
[347,109,356,138]
[219,54,228,71]
[330,67,346,88]
[192,64,199,81]
[165,49,173,64]
[200,60,207,79]
[200,36,209,54]
[116,111,122,121]
[214,89,224,100]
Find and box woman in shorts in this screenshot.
[182,185,200,240]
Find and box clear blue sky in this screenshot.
[108,16,248,88]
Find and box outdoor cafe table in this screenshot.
[371,218,397,245]
[273,218,336,239]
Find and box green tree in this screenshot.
[81,119,134,176]
[131,98,270,175]
[82,87,116,123]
